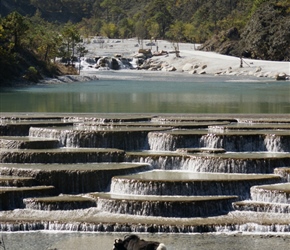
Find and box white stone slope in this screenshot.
[82,38,290,79]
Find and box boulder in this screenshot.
[188,70,197,74]
[138,49,152,59]
[182,63,193,72]
[255,66,262,73]
[138,61,151,70]
[110,58,120,70]
[97,57,109,67]
[134,53,146,59]
[161,65,176,72]
[167,66,177,72]
[276,73,287,81]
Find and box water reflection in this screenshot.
[1,73,290,113]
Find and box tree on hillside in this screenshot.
[135,20,147,46]
[183,23,196,43]
[61,22,81,63]
[101,22,117,38]
[145,0,173,38]
[147,20,160,42]
[35,27,62,62]
[119,18,134,39]
[0,22,17,82]
[166,21,185,57]
[25,12,62,62]
[250,0,269,14]
[238,1,290,60]
[2,11,29,50]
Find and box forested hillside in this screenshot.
[1,0,252,42]
[0,0,289,85]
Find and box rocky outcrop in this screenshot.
[200,2,290,61]
[276,73,289,81]
[236,2,290,61]
[40,75,99,84]
[199,27,240,55]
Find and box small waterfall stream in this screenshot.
[1,114,290,234]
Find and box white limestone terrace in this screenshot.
[1,114,290,233]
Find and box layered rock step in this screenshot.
[233,200,290,213]
[250,183,290,203]
[74,121,231,130]
[24,195,96,210]
[0,148,125,163]
[150,116,236,123]
[148,129,290,152]
[0,120,73,136]
[176,147,226,154]
[27,120,255,151]
[0,163,152,194]
[0,186,56,210]
[0,114,290,232]
[233,183,290,213]
[208,123,290,132]
[0,175,37,187]
[0,136,59,149]
[125,151,290,174]
[110,170,281,199]
[274,167,290,182]
[62,114,154,123]
[28,126,171,150]
[90,193,238,217]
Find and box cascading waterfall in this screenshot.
[96,195,237,217]
[126,153,290,174]
[201,134,268,152]
[264,134,290,152]
[233,200,290,213]
[251,183,290,203]
[200,134,223,149]
[1,220,290,233]
[3,114,290,235]
[148,131,202,151]
[125,153,187,170]
[109,171,281,200]
[29,127,150,150]
[148,132,178,151]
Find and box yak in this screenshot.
[113,234,167,250]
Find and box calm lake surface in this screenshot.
[1,71,290,113]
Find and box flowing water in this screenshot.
[2,72,290,249]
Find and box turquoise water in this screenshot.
[1,71,290,113]
[1,231,290,250]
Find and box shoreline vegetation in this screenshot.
[0,1,289,86]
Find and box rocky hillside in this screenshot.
[200,1,290,61]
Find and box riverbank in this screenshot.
[4,38,289,86]
[80,38,290,79]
